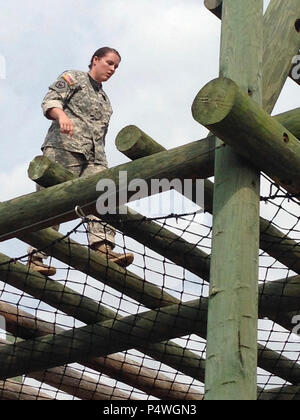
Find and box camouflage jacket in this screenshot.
[41,70,113,165]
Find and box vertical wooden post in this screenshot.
[204,0,263,400]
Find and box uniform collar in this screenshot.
[88,73,102,92]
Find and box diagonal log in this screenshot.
[0,337,134,400]
[0,295,299,385]
[263,0,300,112]
[192,77,300,196]
[0,138,215,242]
[115,125,300,275]
[260,218,300,275]
[0,302,201,400]
[1,251,299,385]
[204,0,300,112]
[0,254,207,387]
[0,298,207,379]
[0,379,53,400]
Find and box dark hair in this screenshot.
[88,47,121,69]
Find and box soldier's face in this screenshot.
[92,52,120,83]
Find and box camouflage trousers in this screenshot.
[28,147,116,260]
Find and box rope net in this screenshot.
[0,169,299,400]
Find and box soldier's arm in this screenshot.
[47,108,74,136]
[42,73,75,136]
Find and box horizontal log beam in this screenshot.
[192,77,300,196]
[0,254,207,386]
[0,302,200,400]
[26,155,300,314]
[0,298,207,379]
[0,295,299,385]
[0,138,215,242]
[115,126,300,275]
[258,384,300,401]
[0,337,132,401]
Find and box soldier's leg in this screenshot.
[81,162,134,268]
[27,148,85,275]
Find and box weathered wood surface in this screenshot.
[0,298,208,379]
[192,77,300,196]
[0,295,299,385]
[204,0,300,112]
[204,0,222,19]
[204,0,263,400]
[0,254,209,388]
[263,0,300,112]
[0,138,215,242]
[115,125,166,160]
[259,385,300,401]
[0,303,200,400]
[0,337,133,400]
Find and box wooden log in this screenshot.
[29,366,134,401]
[28,155,74,187]
[204,0,263,401]
[27,140,300,327]
[260,217,300,275]
[114,128,300,387]
[115,126,300,275]
[204,0,222,19]
[0,302,201,400]
[274,107,300,140]
[115,125,166,160]
[0,379,53,400]
[263,0,300,112]
[22,231,182,310]
[258,385,300,401]
[0,139,215,242]
[0,295,299,387]
[117,109,300,160]
[0,337,133,400]
[0,291,298,387]
[0,298,208,379]
[259,275,300,316]
[204,0,300,112]
[0,252,116,325]
[0,254,208,390]
[192,77,300,196]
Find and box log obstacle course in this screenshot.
[0,0,300,401]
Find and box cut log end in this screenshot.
[115,125,142,153]
[191,77,237,126]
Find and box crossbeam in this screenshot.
[0,139,215,242]
[192,77,300,196]
[0,303,199,400]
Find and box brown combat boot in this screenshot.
[27,257,57,277]
[92,243,134,268]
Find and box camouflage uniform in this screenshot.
[28,70,116,259]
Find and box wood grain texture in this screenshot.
[204,0,263,401]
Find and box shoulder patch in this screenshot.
[55,81,66,89]
[62,73,76,86]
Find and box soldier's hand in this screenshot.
[58,114,74,137]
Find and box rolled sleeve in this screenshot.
[42,99,64,118]
[41,73,73,119]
